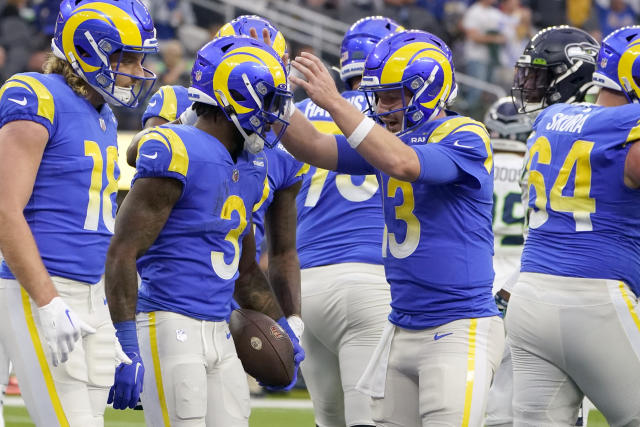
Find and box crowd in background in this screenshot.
[0,0,637,123]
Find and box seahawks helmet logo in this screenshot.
[565,43,598,64]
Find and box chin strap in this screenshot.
[621,77,640,103]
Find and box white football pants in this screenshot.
[300,263,390,427]
[0,340,7,427]
[485,255,521,427]
[359,316,504,427]
[507,273,640,427]
[0,277,115,427]
[137,311,250,427]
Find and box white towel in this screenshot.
[355,322,395,398]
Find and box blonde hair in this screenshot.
[42,53,91,98]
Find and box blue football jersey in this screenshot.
[252,143,303,259]
[0,73,119,284]
[141,85,191,127]
[521,103,640,294]
[134,125,267,320]
[336,113,498,329]
[296,90,385,268]
[141,85,302,260]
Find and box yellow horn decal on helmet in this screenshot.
[271,32,287,58]
[63,2,143,72]
[380,42,453,109]
[216,23,236,38]
[618,38,640,98]
[212,46,286,114]
[77,3,142,46]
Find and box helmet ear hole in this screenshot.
[230,89,246,102]
[76,45,91,58]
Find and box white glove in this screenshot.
[115,336,132,366]
[286,315,304,340]
[178,104,197,126]
[37,297,96,367]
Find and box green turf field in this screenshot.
[1,405,611,427]
[4,406,316,426]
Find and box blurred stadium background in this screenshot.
[0,0,635,424]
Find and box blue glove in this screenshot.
[263,317,305,392]
[108,321,144,410]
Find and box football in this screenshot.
[229,309,295,387]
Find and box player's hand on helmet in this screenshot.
[262,317,306,392]
[249,27,289,67]
[37,296,96,367]
[290,52,341,111]
[109,321,144,410]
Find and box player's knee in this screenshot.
[172,363,206,421]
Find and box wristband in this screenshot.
[347,116,375,149]
[114,321,139,354]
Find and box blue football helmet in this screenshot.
[216,15,287,59]
[188,35,293,152]
[338,16,403,84]
[360,30,457,135]
[592,25,640,103]
[484,97,532,152]
[51,0,158,108]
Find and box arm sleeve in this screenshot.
[410,144,464,184]
[335,135,376,175]
[415,126,492,189]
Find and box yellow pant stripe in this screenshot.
[619,282,640,331]
[149,312,171,426]
[20,289,69,426]
[462,318,478,427]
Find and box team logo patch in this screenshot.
[99,117,106,132]
[195,70,202,82]
[270,325,285,340]
[250,336,263,350]
[232,169,239,182]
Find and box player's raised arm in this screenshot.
[290,52,422,181]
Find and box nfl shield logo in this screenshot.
[99,117,106,131]
[600,57,608,68]
[195,70,202,82]
[270,325,285,340]
[232,169,239,182]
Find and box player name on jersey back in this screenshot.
[522,102,640,295]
